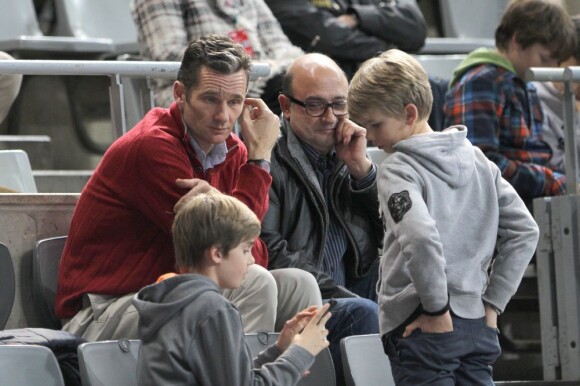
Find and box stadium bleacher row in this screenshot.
[2,0,580,385]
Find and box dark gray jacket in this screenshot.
[133,274,314,385]
[262,120,382,299]
[264,0,427,77]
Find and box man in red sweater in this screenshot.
[56,34,322,340]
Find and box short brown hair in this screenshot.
[348,49,433,123]
[495,0,576,62]
[172,192,260,271]
[571,15,580,61]
[177,34,252,99]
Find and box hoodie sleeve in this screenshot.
[379,161,449,314]
[482,164,539,313]
[189,305,313,386]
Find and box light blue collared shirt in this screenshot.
[188,135,228,172]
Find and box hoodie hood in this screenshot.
[450,48,516,86]
[133,274,219,341]
[392,125,475,189]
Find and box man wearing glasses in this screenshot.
[260,53,381,386]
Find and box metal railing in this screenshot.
[526,67,578,195]
[526,67,580,381]
[0,60,270,139]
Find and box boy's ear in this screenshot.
[404,103,418,126]
[207,245,223,265]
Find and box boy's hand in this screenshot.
[276,306,318,352]
[402,311,453,337]
[290,303,332,357]
[484,304,498,329]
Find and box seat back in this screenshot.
[32,236,67,329]
[0,0,113,53]
[0,344,65,386]
[54,0,139,53]
[414,54,465,81]
[77,339,141,386]
[340,334,395,386]
[0,0,43,38]
[245,332,336,386]
[439,0,508,39]
[0,243,15,329]
[0,150,38,193]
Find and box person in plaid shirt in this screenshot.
[131,0,304,115]
[444,0,576,201]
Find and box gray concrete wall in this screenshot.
[0,193,79,329]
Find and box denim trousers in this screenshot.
[325,297,379,386]
[347,259,380,302]
[383,315,502,386]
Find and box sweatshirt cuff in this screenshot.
[283,345,315,373]
[421,295,450,316]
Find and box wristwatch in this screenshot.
[246,159,271,173]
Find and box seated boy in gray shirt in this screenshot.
[133,192,332,385]
[348,49,539,385]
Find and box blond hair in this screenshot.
[348,49,433,123]
[172,192,260,270]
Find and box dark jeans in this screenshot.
[383,316,501,385]
[347,259,379,302]
[325,298,379,386]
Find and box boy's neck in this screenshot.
[411,120,432,137]
[182,266,220,286]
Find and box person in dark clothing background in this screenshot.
[264,0,427,78]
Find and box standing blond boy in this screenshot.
[348,49,539,385]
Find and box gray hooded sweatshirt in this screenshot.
[377,126,539,336]
[133,274,314,385]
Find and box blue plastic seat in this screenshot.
[77,339,141,386]
[340,334,395,386]
[245,332,336,386]
[32,236,67,329]
[0,344,65,386]
[0,243,15,329]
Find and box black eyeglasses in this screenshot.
[284,94,348,117]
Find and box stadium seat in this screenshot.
[0,344,65,386]
[340,334,395,386]
[0,0,112,54]
[0,243,15,329]
[414,54,465,81]
[439,0,507,39]
[77,339,141,386]
[245,332,336,386]
[0,149,38,192]
[32,236,67,329]
[54,0,139,55]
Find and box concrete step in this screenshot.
[33,170,92,193]
[0,135,52,169]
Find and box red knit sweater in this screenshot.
[56,103,272,318]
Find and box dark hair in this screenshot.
[177,34,252,98]
[572,15,580,61]
[281,71,293,96]
[495,0,576,62]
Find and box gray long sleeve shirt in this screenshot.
[133,274,314,385]
[377,126,539,335]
